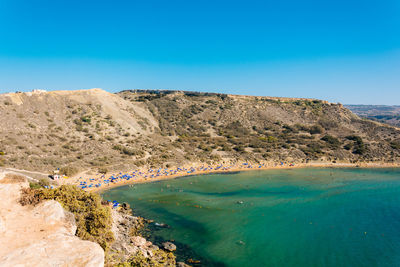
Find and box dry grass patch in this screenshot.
[0,174,26,184]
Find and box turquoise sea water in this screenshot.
[102,168,400,267]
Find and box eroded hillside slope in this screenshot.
[0,89,399,174]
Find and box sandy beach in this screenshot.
[60,161,400,193]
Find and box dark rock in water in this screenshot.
[107,209,176,265]
[188,258,201,264]
[162,241,177,251]
[150,236,224,266]
[177,262,191,267]
[122,202,130,209]
[120,202,132,215]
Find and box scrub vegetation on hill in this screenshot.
[0,89,399,174]
[20,184,114,250]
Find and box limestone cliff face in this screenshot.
[0,172,104,267]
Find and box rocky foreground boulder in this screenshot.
[162,242,177,252]
[0,172,104,267]
[108,207,176,266]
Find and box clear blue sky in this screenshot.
[0,0,399,104]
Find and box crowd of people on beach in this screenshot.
[76,162,273,190]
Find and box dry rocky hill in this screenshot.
[0,89,399,175]
[346,105,400,127]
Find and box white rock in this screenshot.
[162,242,177,252]
[131,236,147,247]
[0,216,5,233]
[0,171,105,267]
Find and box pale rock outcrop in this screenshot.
[108,208,176,264]
[0,171,104,267]
[109,209,153,261]
[162,242,177,252]
[131,236,147,247]
[177,262,191,267]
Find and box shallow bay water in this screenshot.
[102,168,400,266]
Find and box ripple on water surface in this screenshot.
[102,168,400,267]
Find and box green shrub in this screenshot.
[37,185,114,250]
[343,143,353,150]
[29,181,43,189]
[113,145,123,151]
[81,116,91,123]
[282,124,298,134]
[105,136,114,141]
[321,135,340,146]
[119,250,175,266]
[346,135,363,144]
[73,118,83,126]
[220,143,232,151]
[112,145,145,157]
[353,145,367,155]
[309,125,323,134]
[28,179,50,189]
[59,166,79,176]
[345,135,367,155]
[318,118,338,130]
[300,143,322,155]
[390,142,400,150]
[39,179,50,187]
[281,143,290,149]
[98,167,108,174]
[233,145,245,152]
[62,144,71,150]
[222,121,249,137]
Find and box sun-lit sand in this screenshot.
[60,161,400,193]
